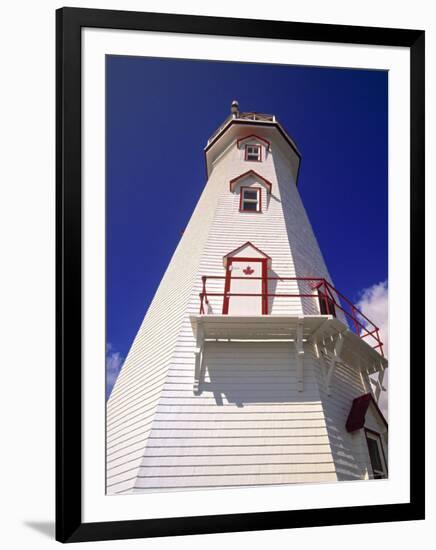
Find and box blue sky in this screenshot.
[106,56,388,398]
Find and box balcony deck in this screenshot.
[199,276,384,356]
[190,314,387,375]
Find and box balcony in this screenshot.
[236,112,276,122]
[206,111,277,146]
[197,276,384,356]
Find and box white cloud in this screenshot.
[356,280,388,418]
[357,280,389,357]
[106,343,124,398]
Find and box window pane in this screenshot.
[246,145,260,160]
[318,290,336,317]
[243,201,258,211]
[243,190,258,200]
[366,434,384,475]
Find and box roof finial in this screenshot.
[231,100,239,117]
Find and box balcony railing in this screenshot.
[207,112,277,146]
[198,276,384,356]
[236,112,276,122]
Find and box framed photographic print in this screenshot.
[56,7,425,543]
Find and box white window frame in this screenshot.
[365,429,388,479]
[245,144,261,161]
[241,187,261,212]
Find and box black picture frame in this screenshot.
[56,7,425,543]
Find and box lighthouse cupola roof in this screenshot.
[204,101,301,178]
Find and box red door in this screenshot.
[222,257,268,315]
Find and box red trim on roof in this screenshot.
[205,120,300,159]
[237,134,271,149]
[224,241,271,261]
[229,170,272,193]
[346,393,388,433]
[204,120,301,185]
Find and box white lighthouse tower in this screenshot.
[106,102,388,494]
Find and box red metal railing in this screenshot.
[199,276,384,356]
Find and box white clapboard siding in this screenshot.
[105,137,233,493]
[107,117,364,494]
[139,453,334,467]
[141,444,333,457]
[135,340,337,491]
[132,472,338,490]
[313,347,383,481]
[363,400,389,475]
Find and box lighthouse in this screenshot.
[106,102,388,494]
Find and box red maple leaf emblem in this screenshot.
[243,266,254,275]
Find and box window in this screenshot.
[318,287,336,317]
[365,429,388,479]
[240,187,261,213]
[245,144,261,161]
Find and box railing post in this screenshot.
[323,280,330,315]
[351,305,360,336]
[197,274,384,356]
[202,276,208,313]
[377,329,384,357]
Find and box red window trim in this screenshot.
[244,143,262,162]
[236,134,271,149]
[239,186,262,213]
[229,170,272,194]
[222,257,269,315]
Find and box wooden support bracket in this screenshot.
[372,369,386,402]
[378,369,386,391]
[308,318,330,344]
[325,357,336,397]
[325,331,346,396]
[295,317,304,392]
[314,339,320,359]
[193,323,204,394]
